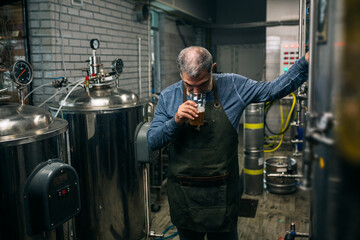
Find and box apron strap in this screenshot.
[212,78,221,109]
[182,82,187,103]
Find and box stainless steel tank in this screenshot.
[49,84,148,240]
[0,102,68,240]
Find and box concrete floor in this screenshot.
[150,126,311,240]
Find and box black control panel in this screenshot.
[24,159,81,236]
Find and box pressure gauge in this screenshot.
[10,60,34,86]
[111,58,124,74]
[90,39,100,50]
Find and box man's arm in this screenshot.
[147,86,199,151]
[147,94,178,150]
[238,55,309,105]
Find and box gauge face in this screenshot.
[90,39,100,50]
[112,58,124,74]
[11,60,33,86]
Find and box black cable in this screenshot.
[264,100,294,136]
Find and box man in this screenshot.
[147,46,309,240]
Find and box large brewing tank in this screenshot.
[0,102,68,240]
[49,83,148,239]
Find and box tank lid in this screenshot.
[0,103,54,136]
[0,103,67,146]
[52,86,140,110]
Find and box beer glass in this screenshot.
[189,92,206,126]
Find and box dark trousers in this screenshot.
[177,227,238,240]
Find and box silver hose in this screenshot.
[24,82,53,100]
[38,88,64,107]
[54,79,84,118]
[38,79,84,107]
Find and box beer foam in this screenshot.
[198,106,205,112]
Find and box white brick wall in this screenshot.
[160,14,198,89]
[28,0,150,105]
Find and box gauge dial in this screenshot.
[90,39,100,50]
[10,60,34,86]
[112,58,124,74]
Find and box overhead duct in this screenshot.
[150,0,214,23]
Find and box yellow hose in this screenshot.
[264,93,296,153]
[264,105,289,147]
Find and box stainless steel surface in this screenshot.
[0,102,68,240]
[301,0,318,191]
[267,173,303,178]
[308,0,318,113]
[56,85,140,111]
[138,37,142,98]
[49,85,148,240]
[265,156,297,194]
[243,103,265,195]
[298,0,306,57]
[0,103,51,135]
[244,103,264,150]
[309,0,360,239]
[89,55,102,76]
[0,103,67,147]
[244,150,264,195]
[144,164,150,239]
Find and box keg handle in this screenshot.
[287,155,293,174]
[147,102,154,122]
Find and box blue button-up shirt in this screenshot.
[147,56,308,150]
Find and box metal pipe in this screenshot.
[198,19,299,29]
[143,163,150,239]
[310,132,335,146]
[0,88,7,93]
[298,0,303,56]
[298,0,306,56]
[66,129,72,166]
[147,8,151,98]
[267,173,304,178]
[300,0,319,190]
[308,0,318,113]
[143,163,165,239]
[138,37,142,98]
[18,87,25,105]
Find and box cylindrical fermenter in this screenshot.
[244,103,264,150]
[265,156,297,194]
[244,150,264,195]
[49,85,148,240]
[0,103,68,240]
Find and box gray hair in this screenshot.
[177,46,213,78]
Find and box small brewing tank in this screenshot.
[265,156,298,194]
[0,102,70,239]
[49,83,148,240]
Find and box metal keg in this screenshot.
[244,150,264,195]
[49,84,148,240]
[243,103,264,195]
[265,156,298,194]
[244,103,264,150]
[0,102,69,239]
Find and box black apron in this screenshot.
[167,81,239,232]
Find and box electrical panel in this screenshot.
[280,42,299,75]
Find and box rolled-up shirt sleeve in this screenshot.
[237,56,308,105]
[147,92,180,151]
